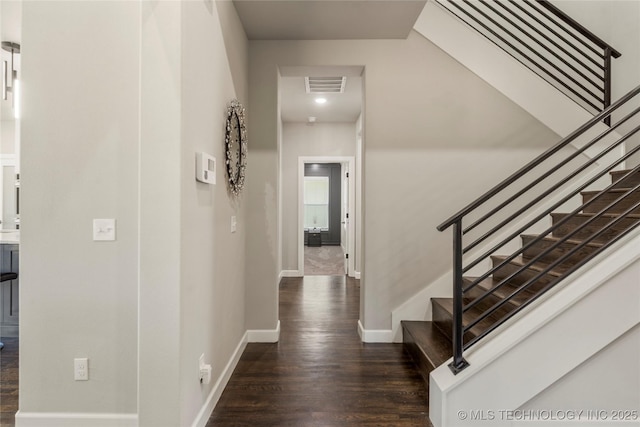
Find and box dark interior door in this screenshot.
[304,163,341,245]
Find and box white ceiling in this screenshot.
[233,0,427,40]
[280,66,364,123]
[234,2,427,124]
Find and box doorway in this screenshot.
[278,65,363,280]
[298,156,355,276]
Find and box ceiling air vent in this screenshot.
[305,76,346,94]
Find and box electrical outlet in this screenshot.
[199,353,205,383]
[198,353,212,385]
[74,358,89,381]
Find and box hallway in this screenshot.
[208,276,431,426]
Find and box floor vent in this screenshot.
[305,77,346,94]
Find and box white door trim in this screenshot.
[298,156,356,276]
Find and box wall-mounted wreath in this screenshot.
[225,99,248,196]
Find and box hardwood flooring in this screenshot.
[208,276,432,426]
[0,337,18,427]
[0,277,431,427]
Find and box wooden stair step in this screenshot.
[491,255,565,290]
[432,297,503,343]
[463,276,537,309]
[521,234,603,266]
[402,321,452,383]
[582,188,640,214]
[551,212,640,242]
[405,170,640,383]
[610,169,640,189]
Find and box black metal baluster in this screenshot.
[604,47,613,125]
[449,220,469,374]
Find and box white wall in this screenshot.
[138,2,182,425]
[522,323,640,413]
[549,1,640,168]
[19,1,248,426]
[179,1,248,425]
[248,32,559,334]
[281,122,356,273]
[245,44,280,332]
[550,0,640,101]
[0,121,15,155]
[20,0,140,417]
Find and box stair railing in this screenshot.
[438,85,640,374]
[436,0,621,122]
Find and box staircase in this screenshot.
[402,2,640,425]
[402,166,640,382]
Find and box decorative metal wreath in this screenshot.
[224,99,248,196]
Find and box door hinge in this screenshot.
[346,213,349,219]
[345,253,349,259]
[346,172,349,178]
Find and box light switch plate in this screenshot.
[93,219,116,241]
[231,216,237,233]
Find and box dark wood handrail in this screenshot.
[534,0,622,58]
[437,85,640,233]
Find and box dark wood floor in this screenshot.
[208,276,432,426]
[0,337,18,427]
[0,277,431,427]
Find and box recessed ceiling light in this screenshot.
[315,97,327,104]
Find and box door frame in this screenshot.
[298,156,355,276]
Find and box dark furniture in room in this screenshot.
[307,229,322,247]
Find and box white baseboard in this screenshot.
[354,271,361,280]
[247,320,281,343]
[280,270,301,278]
[357,320,393,343]
[190,332,249,427]
[15,412,137,427]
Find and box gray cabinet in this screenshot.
[0,244,19,337]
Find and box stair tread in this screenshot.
[610,169,637,176]
[432,297,501,338]
[582,188,640,195]
[520,234,604,248]
[491,255,567,276]
[402,321,452,370]
[551,212,640,219]
[463,276,536,307]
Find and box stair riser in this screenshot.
[521,236,599,266]
[551,214,640,242]
[611,171,640,189]
[402,325,436,383]
[491,261,557,291]
[582,191,640,214]
[464,282,518,321]
[432,301,453,341]
[432,300,477,343]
